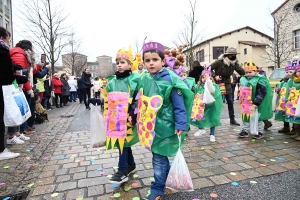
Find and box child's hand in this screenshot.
[275,87,279,93]
[175,130,184,135]
[128,116,132,123]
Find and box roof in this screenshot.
[272,0,289,15]
[97,55,112,58]
[238,41,268,47]
[62,52,87,57]
[186,26,273,51]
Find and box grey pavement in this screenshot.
[67,103,90,133]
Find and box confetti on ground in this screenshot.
[76,196,83,200]
[26,157,30,160]
[278,158,285,161]
[244,141,249,143]
[100,171,105,175]
[210,193,218,198]
[230,172,237,176]
[220,146,224,148]
[132,197,140,200]
[223,157,229,160]
[149,177,155,181]
[90,159,95,162]
[75,160,83,163]
[27,183,34,188]
[0,182,6,186]
[28,148,34,151]
[112,184,119,188]
[231,147,236,151]
[25,164,31,167]
[113,193,121,198]
[284,142,288,144]
[270,159,276,162]
[97,168,103,171]
[250,180,257,184]
[107,175,112,178]
[43,157,48,160]
[253,152,258,155]
[3,166,9,169]
[132,182,139,187]
[30,145,35,148]
[270,137,274,139]
[260,164,267,167]
[113,166,118,169]
[231,182,239,186]
[124,186,131,191]
[236,142,240,145]
[133,174,139,178]
[251,139,256,142]
[264,140,267,143]
[192,199,200,200]
[72,154,76,157]
[201,147,205,150]
[145,166,151,169]
[51,193,59,197]
[55,156,60,159]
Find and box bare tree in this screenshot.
[173,0,203,69]
[261,5,293,69]
[133,38,141,55]
[62,32,87,76]
[16,0,70,72]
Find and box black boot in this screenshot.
[230,119,240,126]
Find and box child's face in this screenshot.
[143,52,165,74]
[116,57,132,73]
[296,70,300,78]
[180,72,187,80]
[138,63,144,70]
[245,70,256,77]
[286,70,295,78]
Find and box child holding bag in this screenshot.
[191,66,223,142]
[238,61,272,139]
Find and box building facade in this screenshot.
[62,52,88,77]
[86,56,116,78]
[0,0,12,43]
[87,61,99,78]
[184,26,274,76]
[272,0,300,67]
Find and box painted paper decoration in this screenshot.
[240,86,252,120]
[191,93,205,121]
[137,89,163,150]
[275,87,286,112]
[286,87,299,117]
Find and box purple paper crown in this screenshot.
[295,59,300,71]
[142,42,164,54]
[286,61,295,71]
[202,62,212,76]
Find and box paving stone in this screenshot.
[187,163,201,170]
[88,185,105,196]
[267,164,288,173]
[221,163,245,171]
[198,160,225,167]
[279,162,300,169]
[69,167,86,173]
[225,172,247,181]
[32,184,55,196]
[56,175,71,182]
[73,172,87,180]
[35,177,55,186]
[255,167,277,176]
[65,188,85,200]
[43,165,60,171]
[63,163,78,168]
[237,162,253,169]
[56,181,77,192]
[54,168,68,176]
[78,177,109,188]
[209,175,232,184]
[210,152,236,159]
[192,178,215,189]
[245,160,264,168]
[231,155,257,162]
[241,170,263,178]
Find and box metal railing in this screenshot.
[4,5,10,17]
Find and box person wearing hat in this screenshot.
[210,47,245,126]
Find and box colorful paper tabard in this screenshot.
[240,86,252,121]
[191,93,205,121]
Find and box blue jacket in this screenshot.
[154,69,187,130]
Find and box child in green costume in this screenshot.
[191,66,223,142]
[103,46,140,184]
[137,41,193,200]
[238,61,272,139]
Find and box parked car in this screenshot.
[268,68,286,88]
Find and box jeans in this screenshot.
[20,94,32,132]
[43,96,51,109]
[55,94,62,107]
[200,127,215,135]
[70,91,77,101]
[118,147,135,173]
[231,84,236,101]
[148,152,170,199]
[82,88,91,107]
[224,94,235,121]
[27,96,36,127]
[7,126,20,137]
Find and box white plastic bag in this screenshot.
[250,108,260,135]
[90,104,106,148]
[272,89,278,111]
[166,136,194,191]
[2,85,31,126]
[203,81,215,104]
[295,96,300,117]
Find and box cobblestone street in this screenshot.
[1,101,300,200]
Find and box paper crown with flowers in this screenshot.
[116,46,133,63]
[286,61,295,71]
[244,60,257,71]
[294,59,300,71]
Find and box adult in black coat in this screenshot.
[77,77,83,103]
[188,60,204,84]
[43,74,53,110]
[0,27,24,160]
[60,73,70,106]
[81,68,93,110]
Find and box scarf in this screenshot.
[293,76,300,83]
[223,56,238,66]
[115,70,132,79]
[0,39,10,50]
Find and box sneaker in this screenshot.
[18,133,30,141]
[0,148,20,160]
[264,121,272,130]
[238,130,249,138]
[7,136,25,144]
[252,132,264,140]
[109,171,128,184]
[210,135,216,142]
[194,129,205,136]
[230,119,240,126]
[127,164,136,175]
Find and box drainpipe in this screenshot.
[272,13,276,69]
[208,41,211,63]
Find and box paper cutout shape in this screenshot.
[136,88,163,150]
[240,86,252,120]
[286,87,300,117]
[275,87,287,112]
[191,93,205,121]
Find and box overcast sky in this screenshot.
[12,0,284,64]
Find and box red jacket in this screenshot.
[52,77,63,94]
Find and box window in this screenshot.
[244,48,247,55]
[212,46,228,59]
[294,3,300,12]
[295,30,300,49]
[0,16,2,27]
[5,20,9,30]
[199,49,204,62]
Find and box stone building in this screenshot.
[272,0,300,67]
[87,55,116,78]
[183,26,274,76]
[0,0,12,44]
[62,53,88,77]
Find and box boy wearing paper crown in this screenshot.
[238,61,272,139]
[274,61,295,134]
[136,41,194,200]
[284,58,300,140]
[191,64,223,142]
[103,46,140,184]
